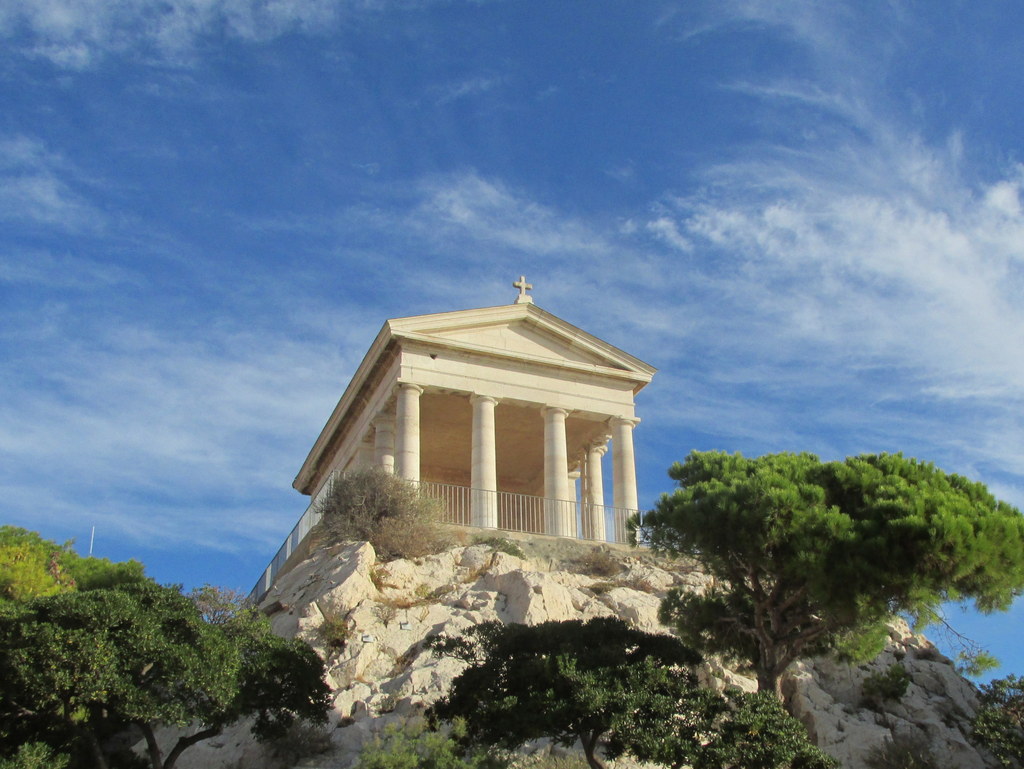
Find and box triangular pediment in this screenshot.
[427,320,611,367]
[387,303,655,378]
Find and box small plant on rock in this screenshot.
[373,604,398,628]
[268,721,332,763]
[573,548,621,578]
[862,664,911,710]
[473,536,526,560]
[865,732,939,769]
[319,605,351,652]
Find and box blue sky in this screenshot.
[2,1,1023,679]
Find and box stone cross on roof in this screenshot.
[513,275,534,304]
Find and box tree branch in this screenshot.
[164,725,223,769]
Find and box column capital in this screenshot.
[542,405,570,418]
[609,415,640,428]
[396,382,424,395]
[470,393,500,406]
[588,439,610,457]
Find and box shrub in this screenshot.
[473,537,526,560]
[312,468,453,560]
[587,581,616,595]
[511,755,589,769]
[354,718,508,769]
[319,604,351,652]
[865,732,940,769]
[374,604,399,627]
[573,548,621,577]
[268,721,332,762]
[0,743,69,769]
[862,664,911,707]
[911,645,945,662]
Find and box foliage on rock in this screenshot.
[862,664,912,708]
[471,536,525,559]
[312,468,453,560]
[0,580,330,769]
[971,674,1024,768]
[639,451,1024,696]
[864,732,940,769]
[572,548,621,578]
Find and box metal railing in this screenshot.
[248,473,337,603]
[417,481,636,546]
[248,476,638,603]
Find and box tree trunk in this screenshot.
[580,730,607,769]
[139,722,165,769]
[80,727,110,769]
[756,668,785,701]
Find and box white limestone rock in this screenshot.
[162,538,995,769]
[786,627,989,769]
[477,568,579,624]
[594,586,663,632]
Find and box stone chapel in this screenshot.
[251,278,655,600]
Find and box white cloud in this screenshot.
[0,136,100,228]
[645,216,692,252]
[0,0,471,67]
[667,151,1024,401]
[432,75,502,105]
[408,171,621,258]
[0,312,376,551]
[0,250,136,289]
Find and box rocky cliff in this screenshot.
[169,533,992,769]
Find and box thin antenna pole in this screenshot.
[89,526,95,556]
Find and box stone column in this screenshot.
[470,394,498,528]
[543,406,574,536]
[584,440,609,540]
[611,417,639,512]
[373,414,395,474]
[395,383,423,481]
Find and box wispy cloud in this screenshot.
[1,0,337,66]
[408,172,616,258]
[0,311,376,551]
[0,136,100,228]
[657,132,1024,404]
[0,250,136,289]
[432,75,502,105]
[0,0,489,67]
[629,4,1024,493]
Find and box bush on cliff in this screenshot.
[311,468,453,560]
